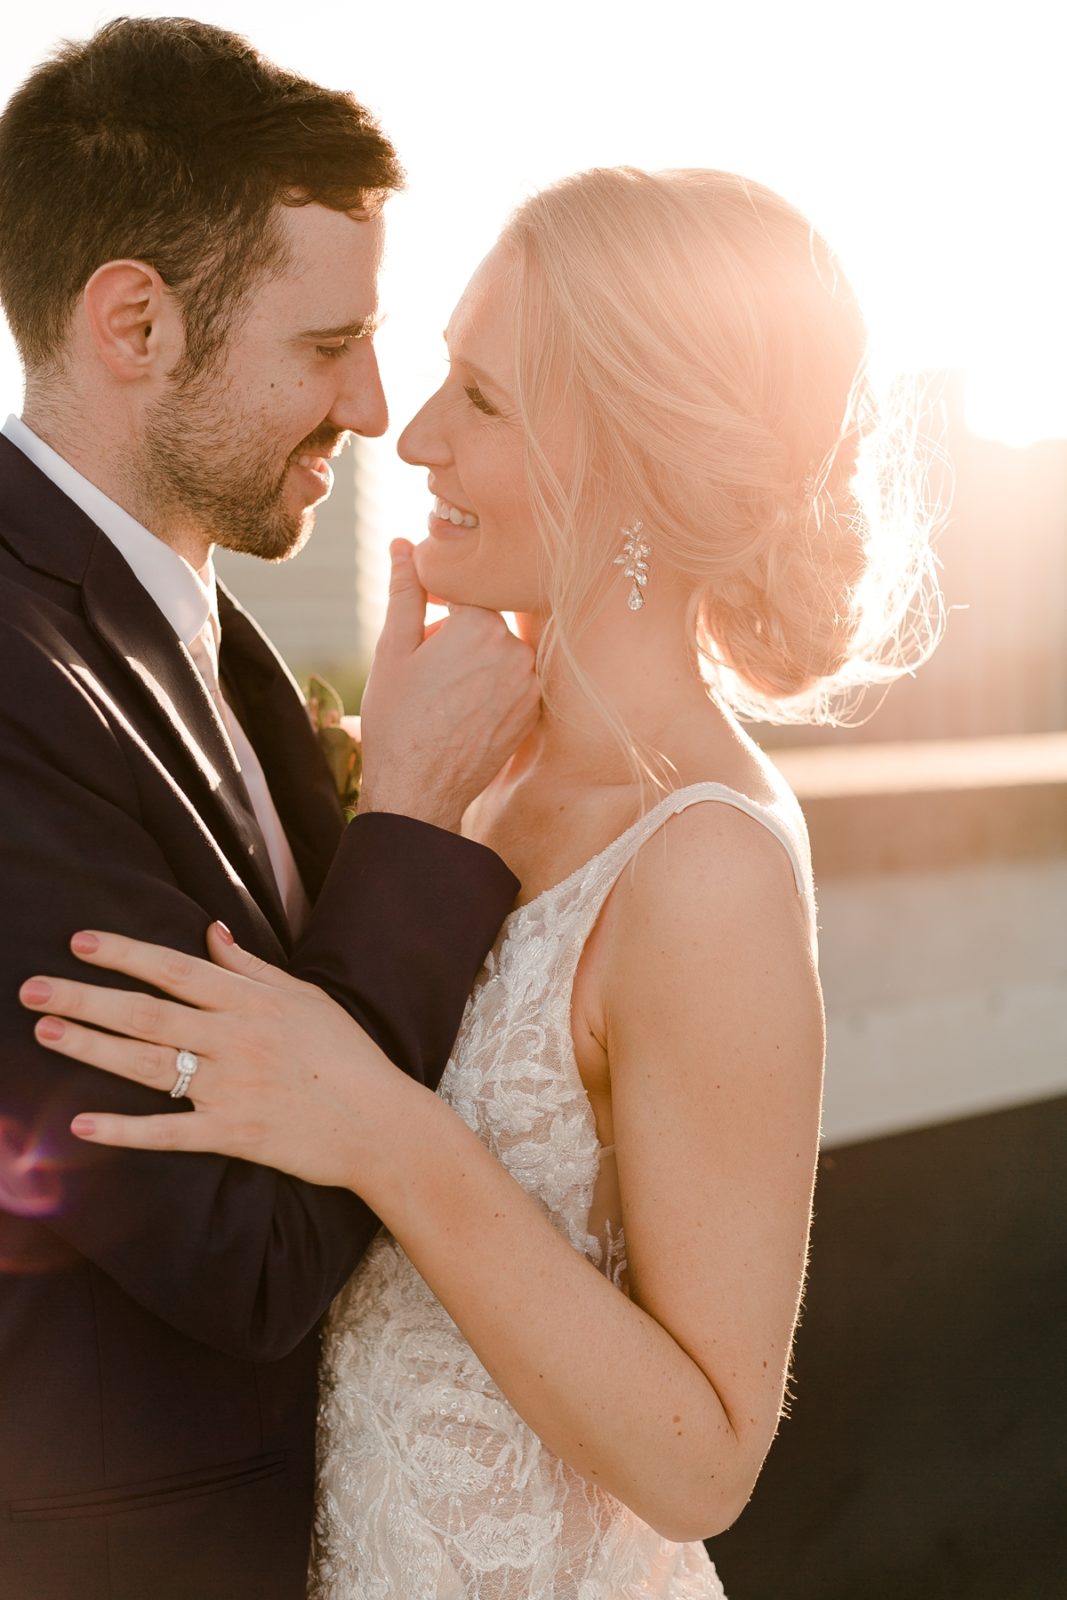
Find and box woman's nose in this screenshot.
[396,388,448,466]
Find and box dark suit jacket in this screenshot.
[0,435,519,1600]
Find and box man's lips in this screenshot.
[289,435,344,486]
[290,454,335,497]
[294,434,346,466]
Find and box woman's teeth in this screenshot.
[434,496,479,528]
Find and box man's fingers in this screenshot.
[376,540,427,658]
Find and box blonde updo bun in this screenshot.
[502,167,941,729]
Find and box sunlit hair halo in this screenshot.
[501,166,942,744]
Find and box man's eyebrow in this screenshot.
[297,314,384,340]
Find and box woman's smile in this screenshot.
[428,493,480,538]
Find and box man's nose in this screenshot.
[332,344,389,439]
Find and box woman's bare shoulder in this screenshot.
[632,795,805,919]
[593,778,817,1035]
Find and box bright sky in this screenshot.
[3,0,1064,604]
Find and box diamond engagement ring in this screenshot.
[169,1049,200,1099]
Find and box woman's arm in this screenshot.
[361,804,823,1539]
[23,807,822,1538]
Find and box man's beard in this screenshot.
[140,369,341,563]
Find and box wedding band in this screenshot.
[169,1048,200,1099]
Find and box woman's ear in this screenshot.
[82,259,176,382]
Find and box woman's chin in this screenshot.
[412,541,463,605]
[411,539,442,591]
[413,540,490,609]
[411,539,541,620]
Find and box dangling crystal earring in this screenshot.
[613,520,652,611]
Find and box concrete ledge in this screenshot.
[817,855,1067,1146]
[772,733,1067,874]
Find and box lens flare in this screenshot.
[0,1115,73,1274]
[0,1116,64,1217]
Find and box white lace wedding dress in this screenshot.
[311,783,814,1599]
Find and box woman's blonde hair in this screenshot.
[501,166,942,753]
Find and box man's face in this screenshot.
[142,203,387,561]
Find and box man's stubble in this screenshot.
[139,361,334,565]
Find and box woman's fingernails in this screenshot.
[213,921,235,945]
[71,932,100,955]
[20,981,52,1006]
[70,1116,96,1138]
[37,1018,66,1042]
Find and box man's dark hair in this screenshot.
[0,16,404,378]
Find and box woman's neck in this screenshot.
[468,586,774,893]
[504,586,728,792]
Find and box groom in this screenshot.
[0,19,536,1599]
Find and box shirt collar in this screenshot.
[2,413,217,647]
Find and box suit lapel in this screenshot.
[80,538,292,941]
[217,584,344,903]
[0,438,291,942]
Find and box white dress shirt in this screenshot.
[3,413,310,934]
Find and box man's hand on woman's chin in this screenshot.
[357,541,540,833]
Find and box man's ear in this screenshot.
[82,260,178,382]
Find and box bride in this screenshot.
[21,167,936,1597]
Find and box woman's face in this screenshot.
[398,243,559,614]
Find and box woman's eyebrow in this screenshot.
[443,335,511,399]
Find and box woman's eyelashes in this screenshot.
[464,383,499,417]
